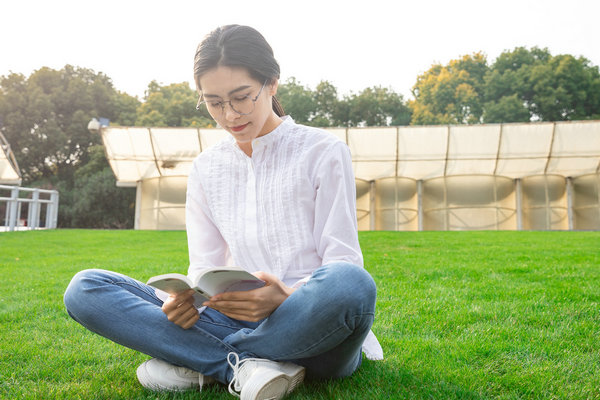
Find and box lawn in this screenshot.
[1,230,599,399]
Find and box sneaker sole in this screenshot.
[277,362,305,394]
[136,362,199,392]
[240,368,290,400]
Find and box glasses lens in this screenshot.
[230,97,255,115]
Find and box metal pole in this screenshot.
[417,180,423,231]
[30,189,40,229]
[49,191,59,228]
[566,177,574,230]
[515,179,523,230]
[8,187,18,231]
[369,180,376,231]
[134,181,142,230]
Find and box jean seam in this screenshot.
[114,281,160,301]
[271,312,375,360]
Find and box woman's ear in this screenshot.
[269,78,279,96]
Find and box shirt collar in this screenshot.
[252,115,293,148]
[226,115,294,156]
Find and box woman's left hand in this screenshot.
[202,271,294,322]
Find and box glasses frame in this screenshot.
[196,80,268,116]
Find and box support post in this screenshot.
[369,180,376,231]
[566,177,574,230]
[8,187,18,232]
[29,189,40,229]
[49,191,59,228]
[134,181,142,230]
[515,179,523,231]
[417,180,423,231]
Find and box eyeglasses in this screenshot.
[196,80,268,116]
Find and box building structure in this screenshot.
[99,121,600,231]
[0,132,59,231]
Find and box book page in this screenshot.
[197,269,265,297]
[147,273,192,294]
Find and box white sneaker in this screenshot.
[227,352,305,400]
[136,358,215,391]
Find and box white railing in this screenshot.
[0,185,59,231]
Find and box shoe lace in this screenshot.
[227,352,264,397]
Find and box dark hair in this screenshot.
[193,25,285,117]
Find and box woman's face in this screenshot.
[198,66,280,154]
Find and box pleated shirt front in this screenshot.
[186,116,363,286]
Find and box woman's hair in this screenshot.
[193,25,285,117]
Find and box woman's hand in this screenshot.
[162,289,199,329]
[202,271,295,322]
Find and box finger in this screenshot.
[181,313,200,329]
[163,290,196,311]
[165,300,195,321]
[163,298,187,313]
[169,303,196,324]
[172,289,196,302]
[252,271,272,281]
[174,307,200,328]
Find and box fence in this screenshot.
[0,185,59,231]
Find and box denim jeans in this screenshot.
[63,262,376,384]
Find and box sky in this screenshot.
[1,0,599,101]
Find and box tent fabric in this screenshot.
[100,121,600,230]
[0,132,21,185]
[102,121,600,185]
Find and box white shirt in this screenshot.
[185,116,383,360]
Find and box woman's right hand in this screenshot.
[161,289,199,329]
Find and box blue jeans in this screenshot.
[63,262,376,384]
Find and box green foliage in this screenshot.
[482,93,530,123]
[28,145,135,228]
[2,53,599,228]
[70,145,135,228]
[136,81,214,127]
[277,77,317,125]
[343,86,412,127]
[278,78,411,127]
[1,230,599,399]
[0,65,139,182]
[411,47,600,124]
[311,80,339,127]
[410,53,488,125]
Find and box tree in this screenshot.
[483,47,600,122]
[277,78,411,127]
[343,86,411,127]
[410,53,488,125]
[276,77,316,125]
[136,81,213,127]
[482,93,530,123]
[311,81,339,127]
[0,65,139,182]
[70,145,135,228]
[0,65,140,228]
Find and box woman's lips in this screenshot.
[230,123,249,132]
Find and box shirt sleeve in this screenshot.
[311,140,364,267]
[185,159,231,280]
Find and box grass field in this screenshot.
[1,229,599,399]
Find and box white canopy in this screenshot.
[0,132,21,185]
[101,120,600,186]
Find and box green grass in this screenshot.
[1,230,599,399]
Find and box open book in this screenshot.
[147,266,265,307]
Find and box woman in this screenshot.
[64,24,382,400]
